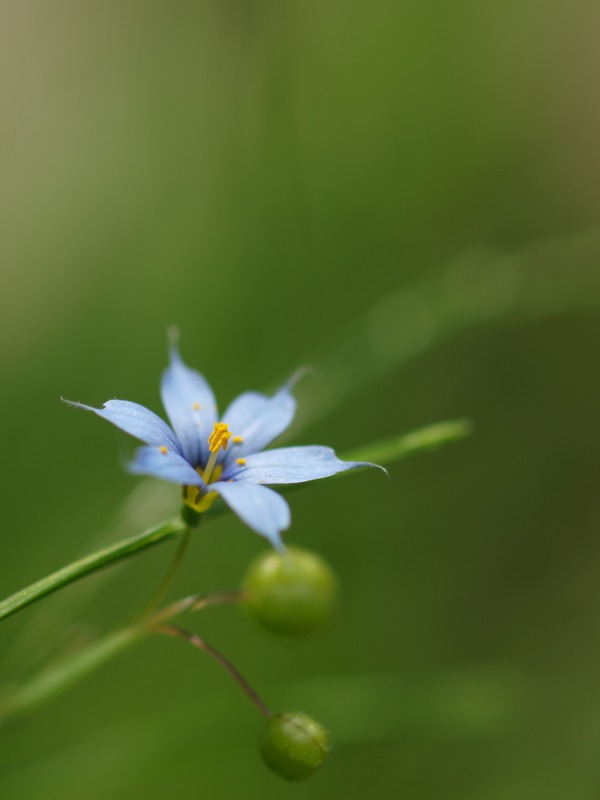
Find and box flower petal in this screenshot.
[221,382,296,463]
[160,345,217,467]
[209,480,290,550]
[223,445,379,484]
[63,398,181,452]
[221,391,269,432]
[128,445,206,487]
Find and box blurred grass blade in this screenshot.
[342,418,473,467]
[0,626,144,724]
[0,518,185,623]
[296,228,600,428]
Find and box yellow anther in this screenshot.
[203,425,231,484]
[236,458,246,466]
[232,436,244,444]
[192,402,201,411]
[208,422,231,453]
[159,446,168,455]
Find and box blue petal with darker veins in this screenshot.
[209,480,290,550]
[63,399,182,453]
[161,345,217,466]
[128,445,206,487]
[221,382,296,463]
[223,445,377,484]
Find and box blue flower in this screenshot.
[64,345,379,549]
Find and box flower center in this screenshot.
[183,465,223,512]
[182,422,234,513]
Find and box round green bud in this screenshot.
[261,711,330,781]
[241,546,338,638]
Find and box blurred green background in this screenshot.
[1,2,600,797]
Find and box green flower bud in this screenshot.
[261,711,330,781]
[241,546,338,638]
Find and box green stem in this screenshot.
[0,517,186,623]
[342,418,474,466]
[131,522,196,622]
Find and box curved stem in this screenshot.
[149,590,244,626]
[154,623,271,718]
[190,590,245,613]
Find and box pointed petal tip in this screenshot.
[262,522,289,552]
[61,397,96,411]
[61,397,114,412]
[344,458,389,479]
[167,339,183,367]
[271,534,287,553]
[364,460,390,480]
[166,324,181,350]
[286,366,312,391]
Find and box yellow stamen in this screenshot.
[232,436,244,444]
[203,423,232,485]
[159,446,168,454]
[208,422,231,454]
[192,402,201,411]
[236,458,246,466]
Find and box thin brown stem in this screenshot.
[154,623,271,718]
[191,590,245,612]
[149,589,244,627]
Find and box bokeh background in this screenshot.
[1,2,600,798]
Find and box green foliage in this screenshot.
[1,1,599,798]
